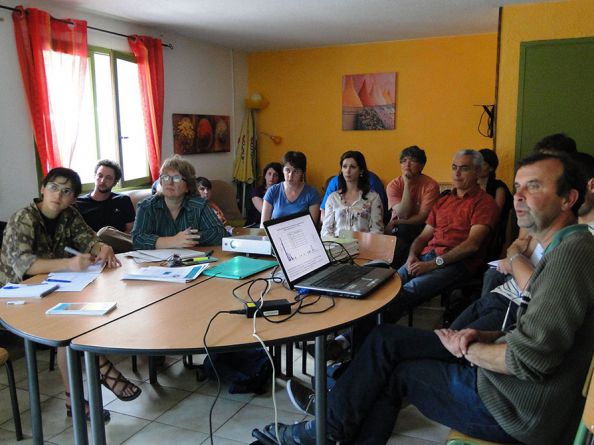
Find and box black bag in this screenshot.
[202,349,272,394]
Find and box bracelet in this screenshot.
[508,252,522,265]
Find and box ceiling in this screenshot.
[46,0,549,52]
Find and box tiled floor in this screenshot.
[0,299,451,444]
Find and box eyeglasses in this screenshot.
[45,182,74,197]
[160,174,185,183]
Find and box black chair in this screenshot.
[1,347,23,441]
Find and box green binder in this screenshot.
[203,256,278,280]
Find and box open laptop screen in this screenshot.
[264,212,330,284]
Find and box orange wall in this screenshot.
[248,34,497,191]
[496,0,594,185]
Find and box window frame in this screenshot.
[83,45,150,191]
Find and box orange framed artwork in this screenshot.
[342,72,397,131]
[172,113,230,154]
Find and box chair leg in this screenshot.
[49,347,56,371]
[285,342,293,378]
[6,359,23,441]
[301,341,309,376]
[131,355,138,373]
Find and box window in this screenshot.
[64,47,149,187]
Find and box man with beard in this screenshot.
[75,159,135,252]
[261,153,593,445]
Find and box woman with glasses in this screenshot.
[0,167,140,421]
[132,155,227,249]
[321,151,384,238]
[260,151,320,225]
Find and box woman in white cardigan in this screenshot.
[321,150,384,238]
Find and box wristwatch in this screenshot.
[435,256,445,268]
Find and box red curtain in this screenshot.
[128,35,164,181]
[12,6,88,175]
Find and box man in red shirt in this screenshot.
[385,146,440,267]
[391,149,499,320]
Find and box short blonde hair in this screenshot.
[160,155,197,195]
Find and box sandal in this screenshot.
[99,358,142,402]
[65,392,110,422]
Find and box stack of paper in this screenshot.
[0,283,59,298]
[124,249,205,263]
[322,237,359,261]
[121,264,208,283]
[43,262,105,292]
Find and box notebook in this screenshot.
[264,212,394,298]
[203,256,278,280]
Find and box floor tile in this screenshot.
[18,367,65,397]
[105,381,190,421]
[0,386,48,424]
[2,396,72,439]
[249,379,302,415]
[156,392,245,433]
[207,434,253,445]
[394,405,450,442]
[0,425,36,444]
[196,380,256,404]
[124,421,209,444]
[387,433,442,444]
[154,359,203,391]
[0,355,49,386]
[214,403,304,443]
[48,411,150,445]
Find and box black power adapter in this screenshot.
[245,299,291,317]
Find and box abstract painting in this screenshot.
[342,72,397,131]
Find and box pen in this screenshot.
[65,246,82,256]
[46,278,72,283]
[190,256,209,262]
[204,250,214,257]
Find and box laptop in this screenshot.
[263,212,394,298]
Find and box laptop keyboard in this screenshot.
[312,264,370,288]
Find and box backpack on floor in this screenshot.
[202,348,272,394]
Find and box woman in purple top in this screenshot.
[247,162,283,226]
[261,151,320,225]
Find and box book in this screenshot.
[46,302,117,316]
[203,256,278,280]
[0,283,59,298]
[121,264,208,283]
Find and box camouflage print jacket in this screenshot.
[0,200,100,285]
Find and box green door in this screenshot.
[516,37,594,160]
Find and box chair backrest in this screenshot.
[211,179,243,221]
[340,231,396,263]
[231,227,267,237]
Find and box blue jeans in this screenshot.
[325,325,516,444]
[389,252,468,320]
[450,269,516,331]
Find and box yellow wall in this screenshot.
[496,0,594,184]
[248,34,497,191]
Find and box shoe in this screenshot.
[99,358,142,402]
[306,339,348,362]
[65,392,110,422]
[261,421,317,445]
[287,379,315,416]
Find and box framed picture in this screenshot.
[172,113,230,154]
[342,72,397,131]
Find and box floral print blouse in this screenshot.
[321,190,384,238]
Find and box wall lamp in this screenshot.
[260,132,282,145]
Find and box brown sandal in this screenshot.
[65,391,110,422]
[98,358,142,402]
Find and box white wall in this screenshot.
[0,0,247,220]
